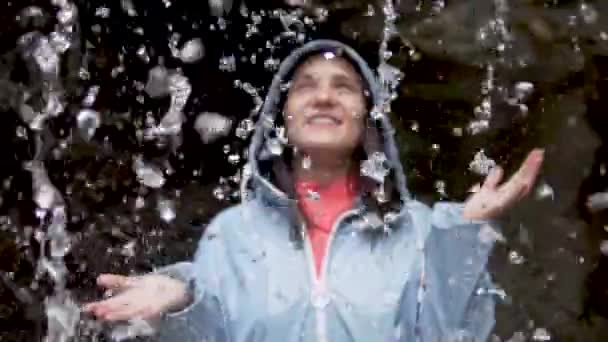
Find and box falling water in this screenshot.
[17,0,83,340]
[377,0,403,117]
[2,0,606,340]
[359,0,405,218]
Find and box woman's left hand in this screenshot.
[462,149,545,221]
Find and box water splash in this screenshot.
[468,149,497,176]
[532,327,552,341]
[76,109,100,141]
[469,0,515,135]
[376,0,403,117]
[143,70,192,157]
[178,38,205,64]
[17,1,84,340]
[209,0,233,17]
[360,0,404,209]
[195,112,233,144]
[133,156,166,189]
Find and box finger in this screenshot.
[498,149,545,199]
[513,149,545,188]
[97,274,134,290]
[103,304,146,322]
[88,294,136,318]
[482,166,504,190]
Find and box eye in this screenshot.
[293,80,314,91]
[336,81,357,92]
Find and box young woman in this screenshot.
[84,40,544,341]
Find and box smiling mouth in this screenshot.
[306,114,342,125]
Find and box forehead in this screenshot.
[292,54,361,80]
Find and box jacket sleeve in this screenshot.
[418,202,499,342]
[154,217,230,342]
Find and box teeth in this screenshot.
[309,116,338,124]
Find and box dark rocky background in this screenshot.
[1,0,608,340]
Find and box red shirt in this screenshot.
[295,173,358,278]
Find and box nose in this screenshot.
[312,82,337,106]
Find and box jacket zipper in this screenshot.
[302,208,359,342]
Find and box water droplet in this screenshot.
[532,327,551,341]
[280,82,291,93]
[266,138,284,156]
[76,109,100,141]
[144,66,169,98]
[302,155,311,170]
[514,81,534,101]
[468,150,496,176]
[587,192,608,212]
[280,11,305,34]
[121,0,138,16]
[535,183,554,200]
[434,180,447,197]
[45,294,80,340]
[213,186,226,200]
[219,55,237,72]
[360,152,390,183]
[121,240,136,257]
[49,32,71,53]
[82,86,100,107]
[323,51,336,60]
[306,190,320,201]
[600,240,608,256]
[95,6,111,18]
[194,112,232,144]
[20,6,45,22]
[15,126,28,139]
[157,198,176,222]
[48,209,70,258]
[467,120,490,135]
[209,0,233,17]
[110,319,157,341]
[580,3,598,24]
[135,196,145,209]
[57,5,77,25]
[179,38,205,63]
[264,58,280,71]
[133,158,166,188]
[136,45,150,63]
[377,62,403,98]
[374,185,388,203]
[508,250,525,265]
[27,162,62,209]
[228,154,240,164]
[235,119,254,139]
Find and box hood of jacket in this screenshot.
[245,39,411,232]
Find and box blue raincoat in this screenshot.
[155,40,499,342]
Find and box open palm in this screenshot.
[463,149,545,221]
[83,273,190,321]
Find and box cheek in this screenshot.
[345,103,366,130]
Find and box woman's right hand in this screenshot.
[82,273,192,321]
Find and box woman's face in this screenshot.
[283,54,367,158]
